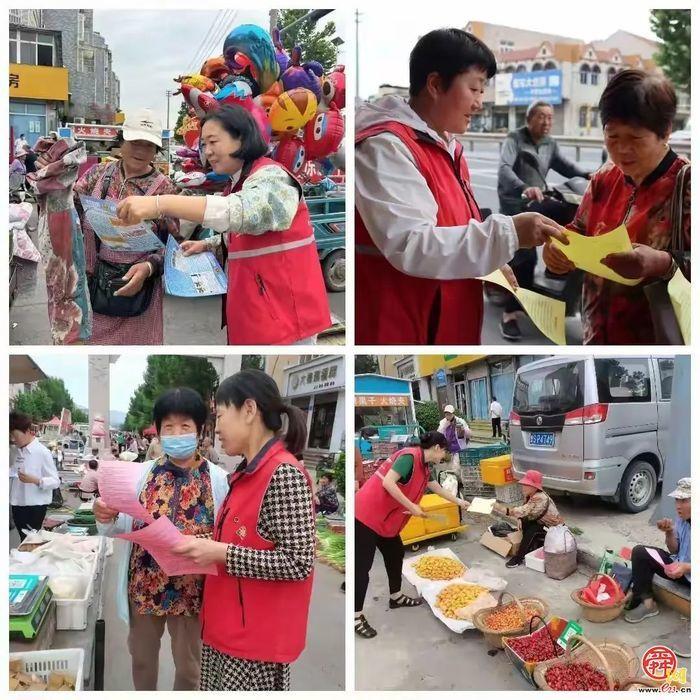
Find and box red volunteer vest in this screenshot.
[356,122,484,344]
[201,441,314,663]
[224,157,331,345]
[355,446,430,538]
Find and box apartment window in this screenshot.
[81,49,95,73]
[78,12,86,41]
[591,65,601,86]
[10,30,54,66]
[580,64,590,85]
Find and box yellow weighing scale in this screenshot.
[400,494,467,551]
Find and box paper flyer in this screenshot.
[164,235,227,297]
[97,460,154,524]
[480,269,567,345]
[667,267,690,344]
[551,225,642,286]
[79,195,165,252]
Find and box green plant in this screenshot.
[333,450,345,486]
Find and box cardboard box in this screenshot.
[479,516,522,557]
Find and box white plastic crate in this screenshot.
[50,575,94,631]
[9,648,85,690]
[525,546,546,573]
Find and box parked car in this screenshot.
[509,355,674,513]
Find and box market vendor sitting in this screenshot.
[624,478,691,627]
[492,469,564,568]
[78,459,99,498]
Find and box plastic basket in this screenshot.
[9,648,85,690]
[51,575,94,631]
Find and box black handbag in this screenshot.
[86,163,157,318]
[88,257,155,318]
[643,162,690,344]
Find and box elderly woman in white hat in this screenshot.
[437,405,470,468]
[73,108,181,345]
[625,477,691,625]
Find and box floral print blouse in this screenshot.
[127,457,215,616]
[569,150,690,344]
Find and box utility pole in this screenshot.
[165,89,172,173]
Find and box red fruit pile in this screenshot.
[506,626,564,663]
[545,662,610,691]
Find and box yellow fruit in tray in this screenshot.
[413,555,466,581]
[436,583,488,619]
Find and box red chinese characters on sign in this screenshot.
[72,124,119,140]
[642,646,677,681]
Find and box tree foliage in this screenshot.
[241,355,264,371]
[650,10,691,93]
[123,356,219,431]
[278,9,339,71]
[355,355,379,374]
[173,101,189,145]
[12,377,87,424]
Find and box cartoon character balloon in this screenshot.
[268,88,318,134]
[223,24,279,96]
[322,65,346,110]
[200,56,230,82]
[179,84,219,119]
[256,82,282,115]
[280,46,323,100]
[303,107,344,160]
[271,136,306,175]
[174,74,216,94]
[271,27,290,74]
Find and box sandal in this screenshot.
[389,593,423,609]
[355,614,377,638]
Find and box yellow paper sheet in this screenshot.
[667,268,691,344]
[551,225,642,286]
[480,270,567,345]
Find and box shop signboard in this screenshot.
[69,124,120,140]
[287,356,344,398]
[355,395,410,408]
[495,69,562,106]
[9,64,68,101]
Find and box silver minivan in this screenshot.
[509,355,674,512]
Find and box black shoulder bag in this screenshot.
[643,163,690,345]
[87,165,156,318]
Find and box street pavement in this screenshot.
[466,142,602,346]
[102,539,345,690]
[356,491,691,691]
[9,210,344,345]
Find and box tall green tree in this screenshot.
[173,101,189,145]
[355,355,379,374]
[12,377,87,424]
[650,10,691,93]
[278,9,339,71]
[123,356,219,431]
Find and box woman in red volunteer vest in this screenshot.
[173,369,315,691]
[355,28,567,344]
[354,431,471,639]
[116,104,331,345]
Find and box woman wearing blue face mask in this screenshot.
[93,387,229,691]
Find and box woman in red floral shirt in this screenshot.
[544,70,690,344]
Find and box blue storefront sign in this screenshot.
[495,69,563,106]
[435,369,447,388]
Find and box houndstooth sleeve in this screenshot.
[225,464,315,580]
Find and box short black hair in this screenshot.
[419,430,449,450]
[88,460,98,470]
[153,387,208,434]
[10,412,33,433]
[599,69,677,139]
[409,28,497,97]
[201,104,268,163]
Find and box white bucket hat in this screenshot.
[122,108,162,148]
[443,405,455,414]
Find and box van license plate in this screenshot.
[529,432,555,447]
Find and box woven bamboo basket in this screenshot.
[571,573,625,623]
[533,634,639,691]
[472,591,549,649]
[620,678,665,690]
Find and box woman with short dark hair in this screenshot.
[93,387,229,691]
[544,69,691,344]
[116,104,331,345]
[354,431,471,638]
[173,370,316,691]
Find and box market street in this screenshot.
[356,492,691,691]
[9,210,345,345]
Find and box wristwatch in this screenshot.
[660,254,678,282]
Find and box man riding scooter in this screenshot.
[497,101,591,340]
